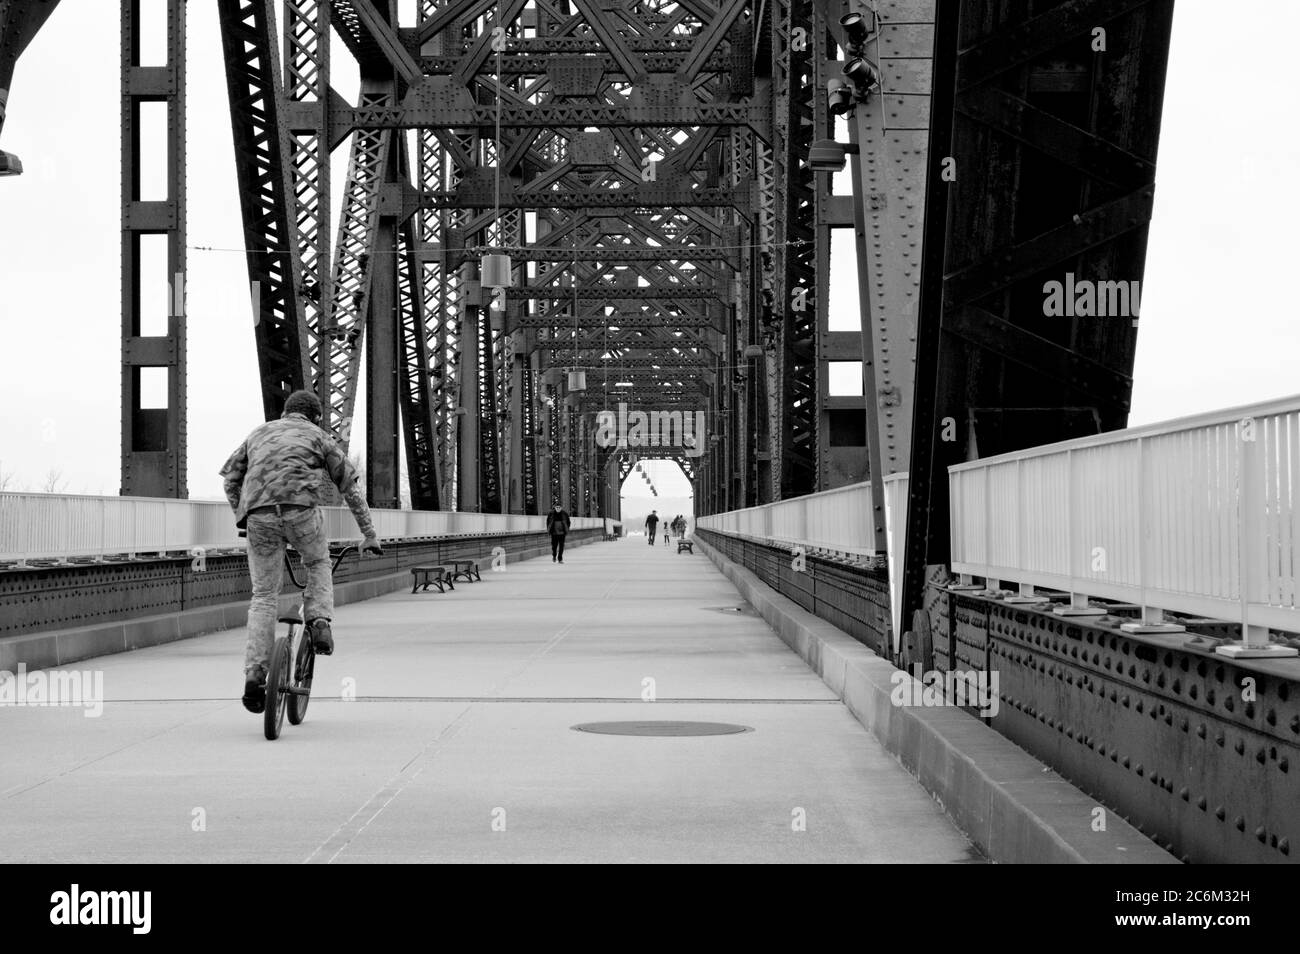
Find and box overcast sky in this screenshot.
[1,1,1296,505]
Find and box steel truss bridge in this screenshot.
[0,0,1175,638]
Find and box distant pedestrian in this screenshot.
[645,510,659,545]
[546,498,571,563]
[664,525,671,546]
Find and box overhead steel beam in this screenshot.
[509,286,723,301]
[336,102,764,132]
[427,186,749,212]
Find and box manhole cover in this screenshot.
[572,721,754,737]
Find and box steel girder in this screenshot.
[541,356,712,372]
[901,0,1175,631]
[120,0,187,497]
[325,79,393,443]
[208,0,771,515]
[765,0,817,501]
[117,1,189,501]
[0,0,62,152]
[394,142,441,510]
[283,1,333,420]
[814,0,938,555]
[218,0,311,418]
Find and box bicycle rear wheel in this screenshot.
[263,636,291,740]
[287,632,315,725]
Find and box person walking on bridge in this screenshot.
[546,498,571,563]
[220,389,383,715]
[645,509,659,545]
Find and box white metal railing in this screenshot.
[949,394,1300,641]
[0,492,603,563]
[696,474,910,648]
[697,481,876,557]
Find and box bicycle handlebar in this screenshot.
[283,543,358,590]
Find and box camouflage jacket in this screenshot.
[219,412,376,537]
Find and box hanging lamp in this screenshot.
[482,35,511,306]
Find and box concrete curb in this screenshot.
[698,537,1178,865]
[0,537,590,672]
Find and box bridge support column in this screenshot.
[367,196,401,509]
[121,0,186,498]
[457,270,482,511]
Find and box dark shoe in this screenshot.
[242,669,266,714]
[311,618,334,656]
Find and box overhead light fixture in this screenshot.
[482,252,512,310]
[0,151,23,177]
[615,381,634,388]
[842,58,878,99]
[839,11,875,55]
[808,138,856,173]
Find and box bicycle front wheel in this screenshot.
[263,636,291,740]
[287,632,315,725]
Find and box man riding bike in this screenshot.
[220,390,383,714]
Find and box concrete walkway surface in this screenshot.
[0,538,981,864]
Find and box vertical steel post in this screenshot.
[121,0,186,497]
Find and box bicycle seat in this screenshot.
[278,614,303,625]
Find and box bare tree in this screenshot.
[0,465,20,492]
[41,468,69,494]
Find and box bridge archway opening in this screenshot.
[616,454,694,535]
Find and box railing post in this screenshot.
[1054,448,1105,617]
[1122,436,1183,633]
[1005,458,1039,603]
[1218,416,1297,657]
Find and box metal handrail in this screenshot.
[0,493,604,563]
[949,393,1300,644]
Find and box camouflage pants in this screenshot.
[244,507,333,675]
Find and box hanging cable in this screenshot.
[493,23,503,246]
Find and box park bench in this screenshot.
[677,539,694,554]
[410,565,456,594]
[451,559,481,583]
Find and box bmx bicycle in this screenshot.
[263,543,357,741]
